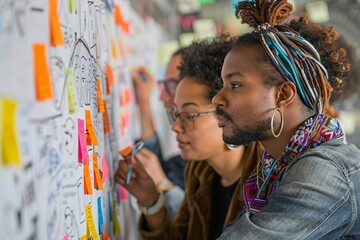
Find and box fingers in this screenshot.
[132,66,154,84]
[114,160,128,185]
[138,66,154,84]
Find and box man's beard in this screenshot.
[223,118,271,146]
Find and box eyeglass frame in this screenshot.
[167,109,216,131]
[157,78,178,97]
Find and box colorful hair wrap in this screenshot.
[236,0,333,113]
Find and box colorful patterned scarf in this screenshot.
[244,114,344,213]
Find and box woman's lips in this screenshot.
[177,139,189,149]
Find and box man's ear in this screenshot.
[276,82,297,107]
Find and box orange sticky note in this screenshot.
[85,110,99,146]
[102,226,111,240]
[118,39,125,57]
[119,145,132,157]
[114,4,122,26]
[96,78,105,113]
[105,64,114,95]
[106,64,114,84]
[124,88,131,105]
[83,162,93,194]
[113,4,129,33]
[1,98,21,166]
[49,0,64,46]
[93,153,103,190]
[103,102,111,134]
[33,44,53,100]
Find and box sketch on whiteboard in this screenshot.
[62,117,76,156]
[50,56,67,111]
[47,171,64,240]
[35,119,62,180]
[63,206,79,239]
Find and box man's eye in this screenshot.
[231,83,241,89]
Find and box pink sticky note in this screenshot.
[101,153,109,183]
[119,185,128,200]
[78,119,88,163]
[62,235,69,240]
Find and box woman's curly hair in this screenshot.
[178,35,236,100]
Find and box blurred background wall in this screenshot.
[130,0,360,147]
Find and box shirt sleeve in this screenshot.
[140,133,165,166]
[164,185,185,219]
[218,152,352,240]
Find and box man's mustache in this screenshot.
[216,108,232,122]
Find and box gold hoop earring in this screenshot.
[271,107,284,138]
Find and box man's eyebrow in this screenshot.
[223,71,245,80]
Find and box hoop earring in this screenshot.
[226,143,238,151]
[271,107,284,138]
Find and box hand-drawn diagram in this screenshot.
[0,0,165,239]
[62,117,76,155]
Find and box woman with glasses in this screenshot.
[115,35,263,240]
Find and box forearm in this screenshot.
[138,102,156,140]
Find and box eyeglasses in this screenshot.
[167,109,216,131]
[157,79,178,97]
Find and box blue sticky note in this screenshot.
[108,191,113,221]
[98,197,104,234]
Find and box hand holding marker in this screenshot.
[126,141,144,184]
[138,69,148,82]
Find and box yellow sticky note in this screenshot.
[1,98,21,166]
[112,38,118,59]
[66,68,79,114]
[112,200,121,235]
[69,0,78,13]
[85,110,99,146]
[79,234,87,240]
[85,205,99,240]
[33,44,53,101]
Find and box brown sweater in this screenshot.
[139,141,263,240]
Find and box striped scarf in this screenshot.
[244,114,344,213]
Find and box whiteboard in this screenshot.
[0,0,168,239]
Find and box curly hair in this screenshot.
[178,35,236,100]
[234,0,350,114]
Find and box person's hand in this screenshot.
[131,66,154,107]
[114,150,159,206]
[134,148,168,188]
